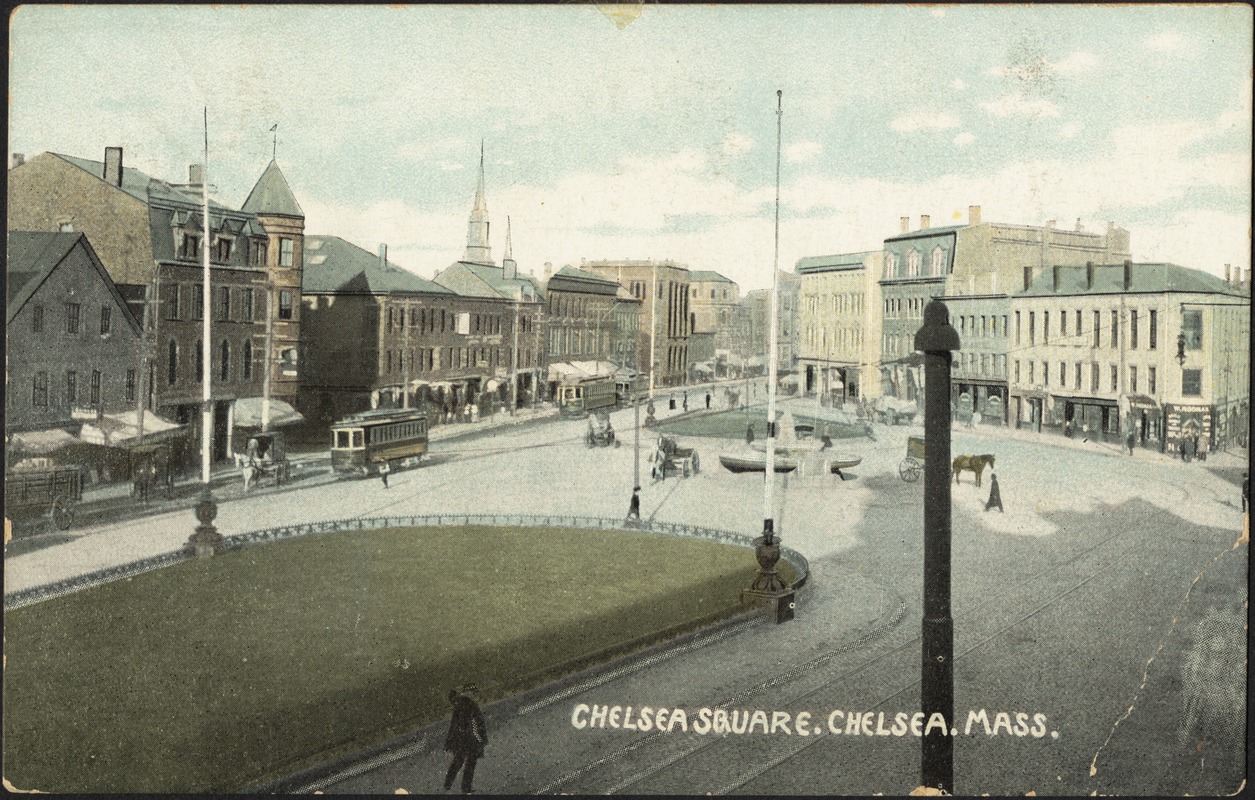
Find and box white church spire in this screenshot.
[465,140,492,264]
[502,215,517,280]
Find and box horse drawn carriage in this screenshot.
[235,432,291,491]
[899,436,925,482]
[652,435,700,479]
[585,412,620,448]
[5,462,84,531]
[875,396,919,426]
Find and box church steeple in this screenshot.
[465,141,492,265]
[502,215,517,280]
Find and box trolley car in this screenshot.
[557,376,618,417]
[330,408,429,476]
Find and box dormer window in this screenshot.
[250,239,268,266]
[884,253,897,277]
[906,249,920,277]
[179,232,201,260]
[931,246,945,276]
[215,237,233,263]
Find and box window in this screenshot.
[218,286,231,321]
[1015,312,1021,345]
[168,340,178,385]
[279,290,293,320]
[1182,369,1202,397]
[66,371,77,404]
[1130,311,1138,349]
[1111,310,1119,349]
[66,303,81,333]
[242,338,253,380]
[126,368,138,402]
[931,246,945,276]
[1043,362,1050,385]
[1129,366,1138,393]
[1028,312,1035,345]
[215,237,233,262]
[100,305,112,335]
[250,239,267,266]
[180,232,201,260]
[1148,367,1156,394]
[193,284,204,320]
[1110,364,1118,392]
[32,304,44,332]
[387,307,394,333]
[1075,309,1082,336]
[90,370,101,405]
[1060,310,1067,336]
[1181,310,1202,349]
[33,371,48,407]
[1149,310,1157,349]
[1093,310,1101,347]
[907,249,920,277]
[279,238,294,267]
[220,340,231,382]
[1075,363,1081,388]
[242,287,254,321]
[165,284,181,321]
[1028,362,1035,384]
[1090,363,1099,391]
[1043,311,1049,344]
[885,252,897,276]
[1059,362,1066,387]
[386,350,393,374]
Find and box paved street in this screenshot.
[4,392,1248,795]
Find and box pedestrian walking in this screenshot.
[669,394,676,410]
[378,460,391,489]
[627,485,641,522]
[985,471,1004,513]
[705,391,711,409]
[443,687,487,794]
[682,392,688,412]
[1125,430,1136,456]
[746,423,755,444]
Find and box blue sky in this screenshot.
[8,4,1251,290]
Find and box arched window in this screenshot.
[220,339,231,382]
[885,252,897,277]
[167,339,178,386]
[242,338,253,380]
[931,246,946,276]
[907,249,921,277]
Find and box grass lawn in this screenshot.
[653,408,866,441]
[3,526,794,793]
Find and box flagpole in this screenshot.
[191,106,222,556]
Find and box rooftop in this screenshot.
[1018,262,1248,298]
[302,235,452,295]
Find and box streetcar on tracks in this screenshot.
[557,376,618,417]
[330,408,429,476]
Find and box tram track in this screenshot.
[534,523,1136,794]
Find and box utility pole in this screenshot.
[190,106,221,556]
[915,298,959,794]
[261,273,273,431]
[649,263,659,400]
[511,291,520,415]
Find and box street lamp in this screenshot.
[1176,331,1187,367]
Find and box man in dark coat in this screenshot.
[443,688,487,794]
[985,472,1004,513]
[705,391,711,409]
[627,486,641,522]
[1242,472,1249,513]
[1125,430,1136,455]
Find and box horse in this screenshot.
[235,452,272,492]
[952,454,995,487]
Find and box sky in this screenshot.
[8,4,1252,291]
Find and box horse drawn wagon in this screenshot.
[585,412,620,448]
[235,432,292,490]
[899,436,925,482]
[875,397,919,426]
[652,435,700,479]
[5,463,84,530]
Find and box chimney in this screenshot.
[1023,266,1033,291]
[378,243,387,271]
[189,163,204,185]
[1224,263,1231,283]
[920,214,931,229]
[968,205,981,225]
[1052,265,1061,291]
[11,153,24,168]
[543,262,553,283]
[1045,219,1056,229]
[1085,261,1095,290]
[900,216,910,233]
[1122,259,1132,291]
[1075,218,1083,232]
[103,147,123,187]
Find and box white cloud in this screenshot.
[720,132,754,157]
[982,95,1060,119]
[890,112,961,133]
[1145,32,1185,52]
[1058,121,1081,140]
[1051,51,1099,75]
[952,78,966,91]
[953,131,975,147]
[785,141,822,163]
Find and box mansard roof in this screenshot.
[1017,262,1248,298]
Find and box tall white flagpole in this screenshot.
[763,90,783,530]
[201,107,213,485]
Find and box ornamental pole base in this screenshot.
[188,486,222,557]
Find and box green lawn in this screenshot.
[3,526,794,793]
[653,408,867,440]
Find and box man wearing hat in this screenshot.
[443,685,487,794]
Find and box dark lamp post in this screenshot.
[913,299,960,794]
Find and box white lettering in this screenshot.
[795,711,811,737]
[891,712,909,737]
[965,709,991,736]
[572,704,590,729]
[924,712,948,737]
[1031,713,1048,738]
[609,706,622,728]
[827,710,844,734]
[590,704,608,728]
[668,709,688,732]
[770,711,792,735]
[874,712,892,736]
[638,706,653,732]
[693,708,712,735]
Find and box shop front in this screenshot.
[1124,394,1163,452]
[1058,396,1121,443]
[1165,403,1214,458]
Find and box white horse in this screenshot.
[234,452,271,492]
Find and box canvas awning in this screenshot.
[232,397,305,429]
[8,428,80,454]
[78,410,185,448]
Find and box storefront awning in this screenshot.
[232,397,305,429]
[78,410,186,448]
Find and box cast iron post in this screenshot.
[914,299,959,793]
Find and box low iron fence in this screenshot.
[5,514,809,611]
